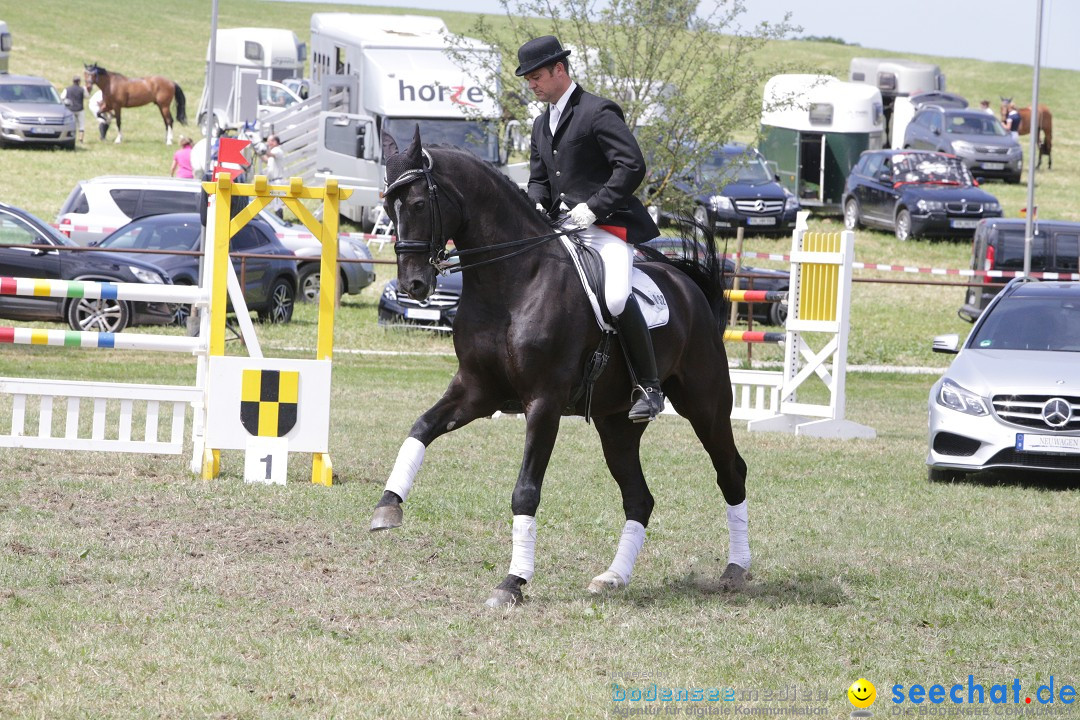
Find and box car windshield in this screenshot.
[892,154,974,185]
[383,117,499,164]
[946,113,1007,137]
[98,221,201,251]
[971,295,1080,352]
[0,83,62,104]
[700,150,774,186]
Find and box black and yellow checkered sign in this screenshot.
[240,369,299,437]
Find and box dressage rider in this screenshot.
[517,35,664,423]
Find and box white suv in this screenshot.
[56,175,203,245]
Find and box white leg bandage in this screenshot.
[384,437,425,502]
[508,515,537,582]
[727,500,751,569]
[607,520,647,585]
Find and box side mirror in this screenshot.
[932,333,960,354]
[932,127,941,136]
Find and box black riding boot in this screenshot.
[616,294,665,423]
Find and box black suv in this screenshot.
[647,143,800,236]
[959,218,1080,322]
[842,150,1002,241]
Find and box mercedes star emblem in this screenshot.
[1041,397,1072,428]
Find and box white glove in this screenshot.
[535,202,545,212]
[568,202,596,228]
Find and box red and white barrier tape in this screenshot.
[725,252,1080,281]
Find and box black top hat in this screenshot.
[515,35,571,77]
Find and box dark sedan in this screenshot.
[647,144,800,237]
[378,271,460,332]
[842,150,1003,241]
[94,213,299,324]
[0,201,173,332]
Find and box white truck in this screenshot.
[196,27,308,135]
[0,21,11,74]
[279,13,523,229]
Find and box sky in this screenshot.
[280,0,1079,72]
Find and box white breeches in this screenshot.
[562,219,633,317]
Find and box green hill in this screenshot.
[1,0,1075,231]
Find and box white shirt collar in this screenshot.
[551,81,578,117]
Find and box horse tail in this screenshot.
[639,217,728,330]
[174,83,187,125]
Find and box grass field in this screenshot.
[1,3,1079,719]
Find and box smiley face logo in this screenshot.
[848,678,877,709]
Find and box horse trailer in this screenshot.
[196,27,307,134]
[759,74,885,214]
[0,21,11,74]
[849,58,946,146]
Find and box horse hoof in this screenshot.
[587,570,627,595]
[484,587,523,609]
[717,563,752,592]
[369,505,403,532]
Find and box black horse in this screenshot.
[370,129,750,607]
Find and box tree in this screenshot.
[448,0,802,217]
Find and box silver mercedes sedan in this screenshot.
[928,279,1080,481]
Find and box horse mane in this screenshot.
[427,144,726,326]
[428,144,549,224]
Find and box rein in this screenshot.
[441,227,584,274]
[385,150,584,274]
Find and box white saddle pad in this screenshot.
[560,236,670,331]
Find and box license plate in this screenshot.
[1016,433,1080,454]
[405,307,441,321]
[747,217,776,226]
[981,162,1005,170]
[28,127,52,135]
[950,219,979,229]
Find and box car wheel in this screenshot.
[257,278,295,324]
[61,139,76,151]
[769,294,789,327]
[168,280,194,326]
[297,263,321,303]
[297,263,345,303]
[1006,174,1021,184]
[843,199,860,230]
[895,208,913,242]
[928,467,962,483]
[66,297,131,333]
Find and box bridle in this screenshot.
[384,149,583,274]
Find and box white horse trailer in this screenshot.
[196,27,307,134]
[849,57,945,141]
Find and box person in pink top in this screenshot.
[170,136,194,178]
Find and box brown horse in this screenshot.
[1000,97,1053,169]
[84,62,186,145]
